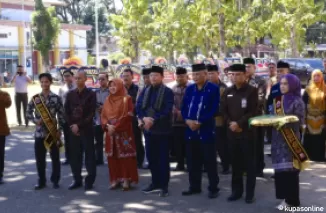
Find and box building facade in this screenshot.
[0,0,91,76]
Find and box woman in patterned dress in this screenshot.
[303,70,326,162]
[101,78,138,190]
[271,74,305,208]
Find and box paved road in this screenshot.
[1,85,326,213]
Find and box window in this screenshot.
[296,61,306,68]
[0,33,7,38]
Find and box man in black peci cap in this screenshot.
[244,58,267,178]
[171,67,190,171]
[207,64,230,174]
[221,64,258,204]
[181,64,220,199]
[137,66,174,197]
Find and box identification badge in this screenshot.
[227,94,233,97]
[241,98,247,108]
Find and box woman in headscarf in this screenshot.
[271,74,307,208]
[303,70,326,162]
[101,78,138,190]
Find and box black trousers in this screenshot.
[63,123,71,162]
[145,133,170,190]
[275,171,300,206]
[229,137,256,198]
[94,125,104,164]
[255,127,265,174]
[69,130,96,186]
[0,136,5,178]
[186,140,219,193]
[34,138,60,184]
[15,92,28,125]
[215,126,230,171]
[133,118,145,167]
[173,126,186,168]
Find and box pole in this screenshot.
[22,0,27,68]
[30,24,34,82]
[95,0,100,66]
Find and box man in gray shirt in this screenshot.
[11,65,32,127]
[93,73,109,165]
[58,68,76,165]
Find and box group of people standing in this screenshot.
[0,57,325,209]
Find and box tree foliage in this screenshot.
[32,0,60,68]
[109,0,326,61]
[56,0,114,49]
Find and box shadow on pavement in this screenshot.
[0,130,325,213]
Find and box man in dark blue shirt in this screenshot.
[266,61,290,113]
[181,64,220,199]
[122,68,145,169]
[136,66,174,197]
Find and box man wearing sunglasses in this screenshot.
[94,73,109,165]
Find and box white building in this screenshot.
[0,0,91,76]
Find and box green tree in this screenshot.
[109,0,152,62]
[32,0,60,69]
[266,0,325,57]
[56,0,114,49]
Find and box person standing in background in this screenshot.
[172,67,190,171]
[244,58,267,177]
[94,73,109,165]
[123,69,145,169]
[0,88,12,184]
[58,68,76,165]
[64,70,97,191]
[207,64,230,174]
[303,70,326,162]
[11,65,32,127]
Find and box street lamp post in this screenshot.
[95,0,100,66]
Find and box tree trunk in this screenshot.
[168,50,174,64]
[132,40,139,63]
[290,25,299,57]
[218,13,226,58]
[42,51,50,73]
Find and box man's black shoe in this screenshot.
[142,184,160,194]
[208,191,219,199]
[62,160,69,165]
[53,183,60,189]
[85,185,94,191]
[173,166,185,171]
[245,197,256,204]
[227,194,242,202]
[182,189,202,196]
[0,177,4,185]
[34,184,46,190]
[96,161,104,166]
[68,182,82,190]
[159,189,169,197]
[222,169,230,175]
[256,172,264,178]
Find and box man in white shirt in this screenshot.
[11,65,32,127]
[58,68,76,165]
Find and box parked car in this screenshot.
[281,58,325,87]
[48,68,62,82]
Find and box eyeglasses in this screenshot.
[98,78,106,81]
